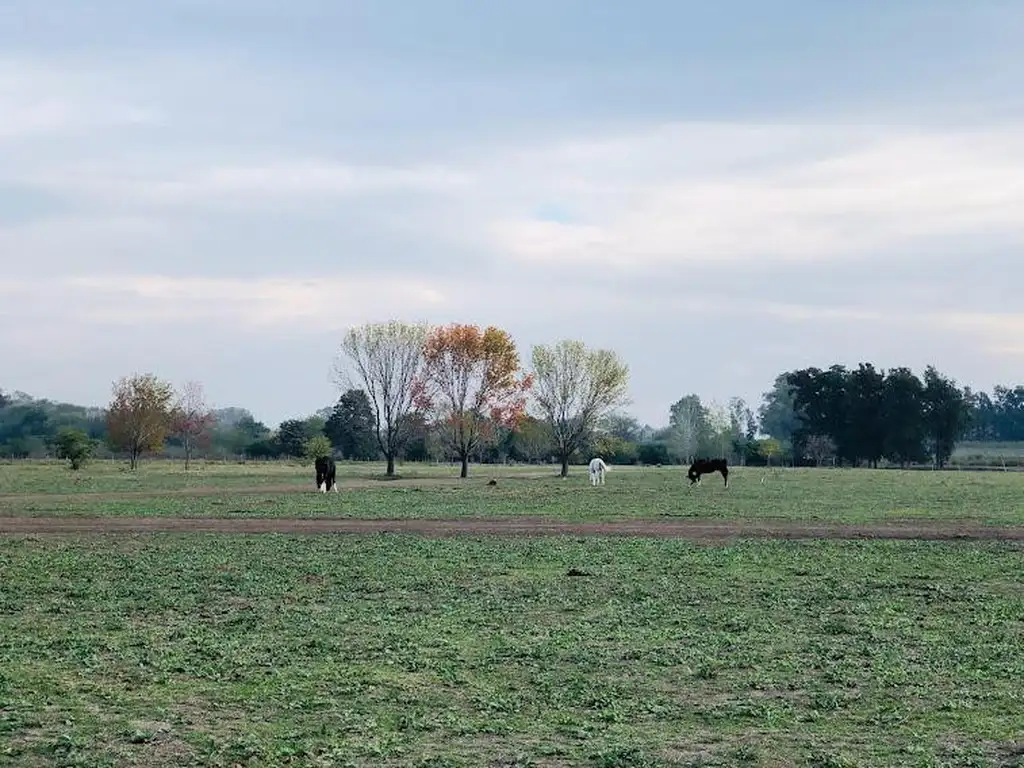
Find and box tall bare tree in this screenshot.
[170,380,216,471]
[333,320,428,477]
[803,434,837,467]
[530,340,630,477]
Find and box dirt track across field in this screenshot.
[2,516,1023,542]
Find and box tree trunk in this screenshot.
[460,455,469,478]
[560,455,569,477]
[386,453,395,476]
[184,443,192,472]
[130,446,139,471]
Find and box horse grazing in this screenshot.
[315,455,338,493]
[687,458,729,488]
[588,457,609,486]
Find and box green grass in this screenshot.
[2,460,1023,525]
[0,458,467,495]
[2,461,1022,766]
[2,534,1022,767]
[953,441,1024,459]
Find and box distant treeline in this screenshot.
[2,364,1023,468]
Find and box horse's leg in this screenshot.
[721,467,729,487]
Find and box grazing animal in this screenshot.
[588,457,609,486]
[687,457,729,488]
[315,455,338,493]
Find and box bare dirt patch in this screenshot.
[1,515,1022,541]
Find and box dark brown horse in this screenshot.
[687,458,729,488]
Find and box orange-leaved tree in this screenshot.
[106,373,176,470]
[418,323,532,478]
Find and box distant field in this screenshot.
[953,441,1024,459]
[1,460,1022,767]
[1,459,1023,526]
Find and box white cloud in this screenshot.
[4,273,1022,361]
[22,120,1021,277]
[0,60,160,139]
[747,301,1024,360]
[27,160,474,210]
[464,123,1024,270]
[20,275,447,330]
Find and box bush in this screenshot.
[54,428,96,470]
[637,442,673,466]
[303,434,333,460]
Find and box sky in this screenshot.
[2,0,1023,428]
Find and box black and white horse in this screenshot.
[315,455,338,493]
[687,458,729,488]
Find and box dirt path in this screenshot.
[2,516,1023,542]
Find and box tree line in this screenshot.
[757,364,973,469]
[3,323,1022,471]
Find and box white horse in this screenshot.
[588,457,609,486]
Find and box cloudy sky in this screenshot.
[2,1,1023,427]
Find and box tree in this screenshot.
[803,434,837,467]
[992,385,1024,441]
[757,438,783,466]
[530,340,630,477]
[638,441,672,465]
[511,415,553,463]
[169,381,216,471]
[593,433,640,465]
[601,411,642,443]
[419,324,531,478]
[106,373,175,469]
[54,428,96,470]
[276,418,323,458]
[304,434,333,460]
[667,394,709,463]
[398,412,435,462]
[847,363,886,467]
[324,389,378,460]
[0,403,53,457]
[704,400,732,459]
[922,366,971,468]
[334,320,429,477]
[245,437,280,459]
[881,367,927,466]
[964,390,997,441]
[728,397,755,440]
[757,373,802,447]
[213,413,271,457]
[789,365,850,464]
[727,396,756,464]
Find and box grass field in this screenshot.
[1,459,1023,525]
[953,442,1024,459]
[1,460,1023,767]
